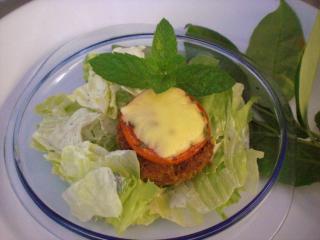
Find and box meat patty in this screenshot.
[117,124,214,186]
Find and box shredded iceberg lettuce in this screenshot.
[59,141,108,182]
[62,167,122,221]
[52,139,161,231]
[34,94,81,117]
[32,108,99,152]
[31,47,263,233]
[74,54,119,119]
[59,141,160,232]
[77,46,145,119]
[42,140,140,184]
[149,83,263,226]
[83,53,98,82]
[78,47,143,120]
[81,115,118,151]
[71,73,119,118]
[113,45,146,58]
[200,89,232,139]
[107,178,160,233]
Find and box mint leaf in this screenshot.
[246,0,305,100]
[175,64,235,96]
[89,53,153,89]
[151,74,176,93]
[143,57,177,93]
[151,18,179,71]
[315,111,320,130]
[146,18,185,92]
[185,24,239,52]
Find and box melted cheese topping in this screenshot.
[121,88,206,158]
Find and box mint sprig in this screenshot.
[176,64,235,97]
[90,53,153,89]
[150,18,184,73]
[89,18,235,96]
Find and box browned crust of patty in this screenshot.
[117,124,214,186]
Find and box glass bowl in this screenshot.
[4,25,290,240]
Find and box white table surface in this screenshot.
[0,0,319,239]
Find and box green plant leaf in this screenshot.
[293,139,320,186]
[250,101,320,186]
[251,120,320,186]
[296,12,320,128]
[185,24,239,52]
[175,64,235,96]
[90,19,237,96]
[151,74,176,93]
[315,111,320,130]
[246,0,305,100]
[89,53,154,89]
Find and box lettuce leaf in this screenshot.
[79,47,145,119]
[34,94,80,117]
[62,167,122,221]
[58,141,108,182]
[31,94,81,152]
[192,166,238,210]
[244,149,264,194]
[150,143,238,227]
[72,68,119,119]
[150,182,208,227]
[56,141,159,232]
[224,99,256,187]
[200,89,232,139]
[83,53,98,81]
[107,178,160,233]
[59,143,160,230]
[32,108,99,152]
[101,150,140,178]
[81,115,117,151]
[215,190,241,219]
[52,142,139,183]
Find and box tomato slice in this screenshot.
[119,96,211,165]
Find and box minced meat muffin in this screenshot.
[117,124,214,186]
[117,88,214,186]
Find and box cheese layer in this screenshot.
[121,88,206,158]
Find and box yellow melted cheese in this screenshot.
[121,88,206,158]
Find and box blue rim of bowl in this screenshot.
[5,33,288,240]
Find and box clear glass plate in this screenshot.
[4,25,293,240]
